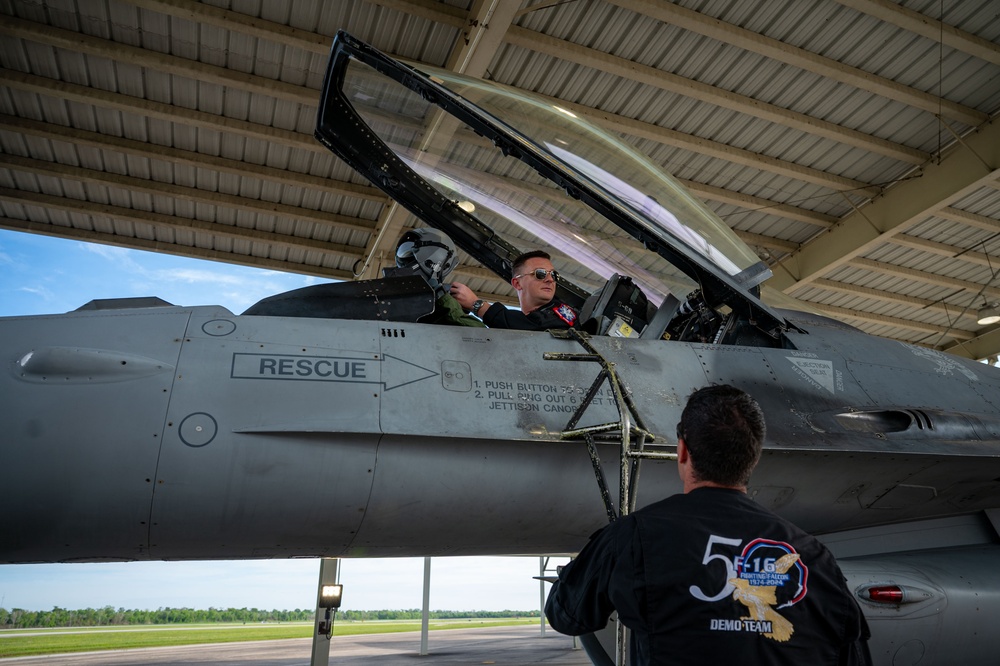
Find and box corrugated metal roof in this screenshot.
[0,0,998,358]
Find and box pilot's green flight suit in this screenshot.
[430,293,487,328]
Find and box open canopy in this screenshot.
[316,31,789,341]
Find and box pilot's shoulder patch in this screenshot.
[554,303,578,326]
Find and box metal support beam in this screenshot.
[521,92,878,197]
[943,325,1000,362]
[609,0,987,126]
[848,257,1000,301]
[770,119,1000,293]
[0,154,376,235]
[310,558,341,666]
[0,114,384,204]
[503,24,926,164]
[0,69,347,159]
[834,0,1000,66]
[0,16,315,106]
[420,557,432,656]
[539,557,547,636]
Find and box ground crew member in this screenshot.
[545,384,872,665]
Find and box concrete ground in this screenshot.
[0,624,593,666]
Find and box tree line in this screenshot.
[339,609,539,621]
[0,607,539,629]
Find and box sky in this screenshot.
[0,228,566,612]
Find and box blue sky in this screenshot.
[0,229,565,612]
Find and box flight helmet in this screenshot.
[395,228,456,291]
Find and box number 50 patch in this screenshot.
[690,534,809,642]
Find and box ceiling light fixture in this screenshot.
[977,303,1000,326]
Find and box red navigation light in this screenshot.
[864,585,904,604]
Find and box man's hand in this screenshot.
[449,282,476,310]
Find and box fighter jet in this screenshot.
[2,32,998,666]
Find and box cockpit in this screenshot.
[248,32,793,350]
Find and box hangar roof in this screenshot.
[1,0,998,360]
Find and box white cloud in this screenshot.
[79,242,144,272]
[156,268,254,286]
[60,242,317,311]
[15,285,55,302]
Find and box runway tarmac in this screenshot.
[0,625,592,665]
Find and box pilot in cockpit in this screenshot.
[450,250,578,331]
[394,228,486,328]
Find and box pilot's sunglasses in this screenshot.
[515,268,559,281]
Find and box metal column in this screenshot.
[539,557,547,636]
[420,556,432,655]
[310,558,341,666]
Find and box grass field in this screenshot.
[0,618,542,658]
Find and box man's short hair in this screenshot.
[678,384,765,487]
[512,250,551,278]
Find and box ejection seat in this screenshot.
[579,274,654,337]
[578,273,682,341]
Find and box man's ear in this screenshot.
[677,438,689,464]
